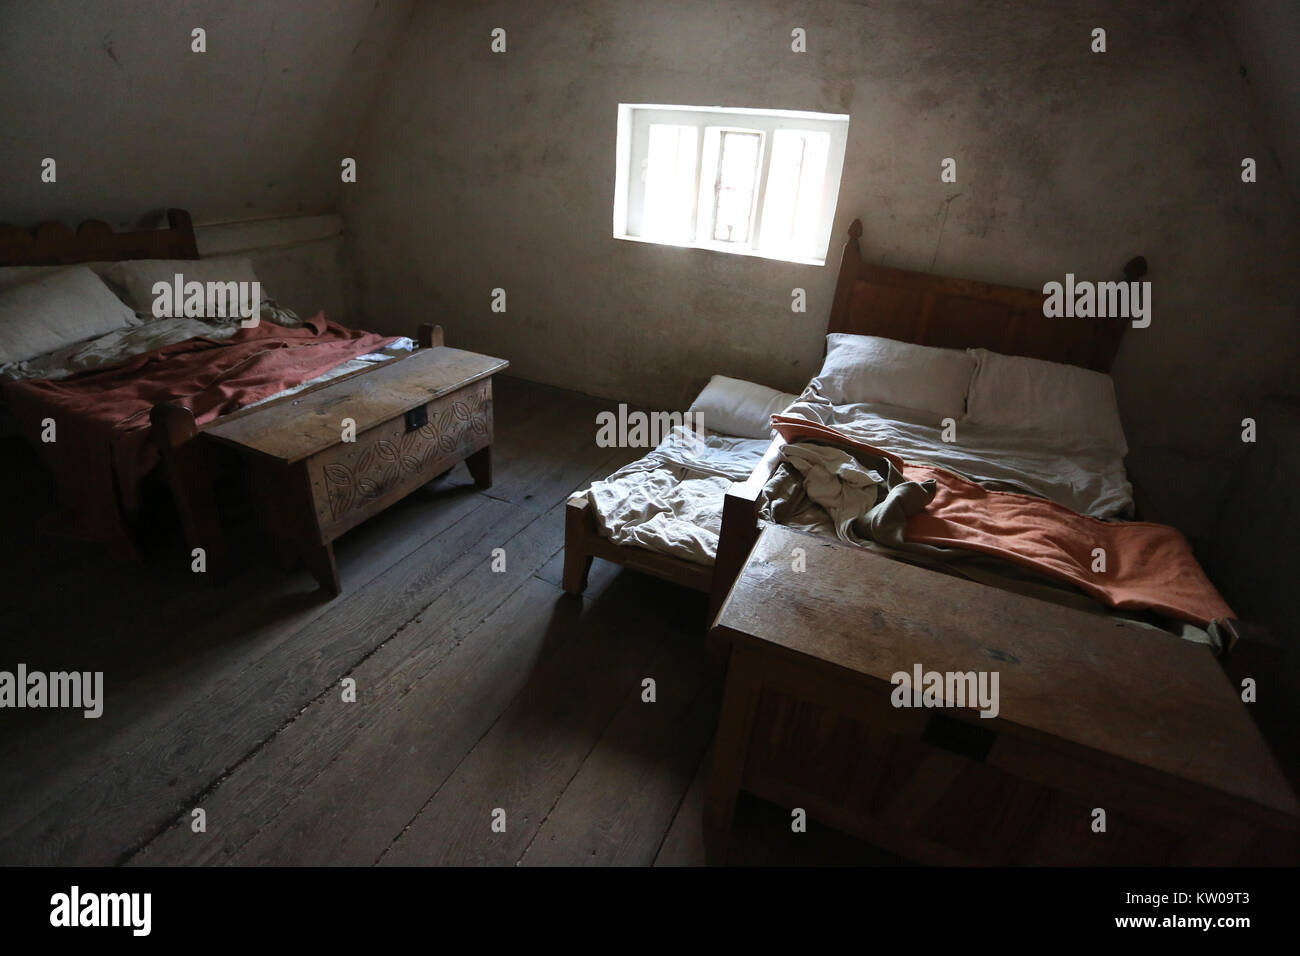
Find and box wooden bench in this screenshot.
[705,525,1300,865]
[203,339,507,594]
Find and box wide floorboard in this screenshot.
[0,377,881,866]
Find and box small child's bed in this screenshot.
[563,376,792,595]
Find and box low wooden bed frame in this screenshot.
[563,218,1260,665]
[0,209,450,578]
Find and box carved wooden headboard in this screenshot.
[0,208,198,266]
[827,219,1144,372]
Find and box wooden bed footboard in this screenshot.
[564,496,715,596]
[708,434,787,622]
[150,400,231,576]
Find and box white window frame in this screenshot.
[613,103,850,266]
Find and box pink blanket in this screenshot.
[772,416,1233,628]
[5,314,397,549]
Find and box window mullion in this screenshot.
[749,123,775,251]
[691,119,706,241]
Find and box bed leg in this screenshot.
[244,456,300,571]
[151,402,230,580]
[563,497,594,595]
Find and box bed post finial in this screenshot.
[827,219,864,335]
[418,323,444,348]
[150,400,198,448]
[164,208,199,259]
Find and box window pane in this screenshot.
[711,131,762,244]
[759,129,830,256]
[616,104,848,263]
[642,124,698,242]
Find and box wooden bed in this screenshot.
[685,222,1285,862]
[0,209,458,579]
[712,218,1142,614]
[564,218,1261,665]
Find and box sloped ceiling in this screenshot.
[0,0,414,227]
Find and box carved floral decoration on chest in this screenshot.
[318,381,491,518]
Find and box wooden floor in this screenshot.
[0,376,889,866]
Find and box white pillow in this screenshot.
[814,333,975,421]
[0,266,63,289]
[965,348,1128,453]
[687,375,797,439]
[1,262,144,291]
[0,266,139,365]
[97,256,263,319]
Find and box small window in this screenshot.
[614,104,849,265]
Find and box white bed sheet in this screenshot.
[578,429,769,567]
[581,389,1134,567]
[780,392,1134,520]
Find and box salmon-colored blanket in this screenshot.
[4,314,397,549]
[772,416,1233,628]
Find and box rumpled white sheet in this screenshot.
[1,316,238,383]
[581,387,1134,567]
[579,428,769,566]
[781,392,1134,519]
